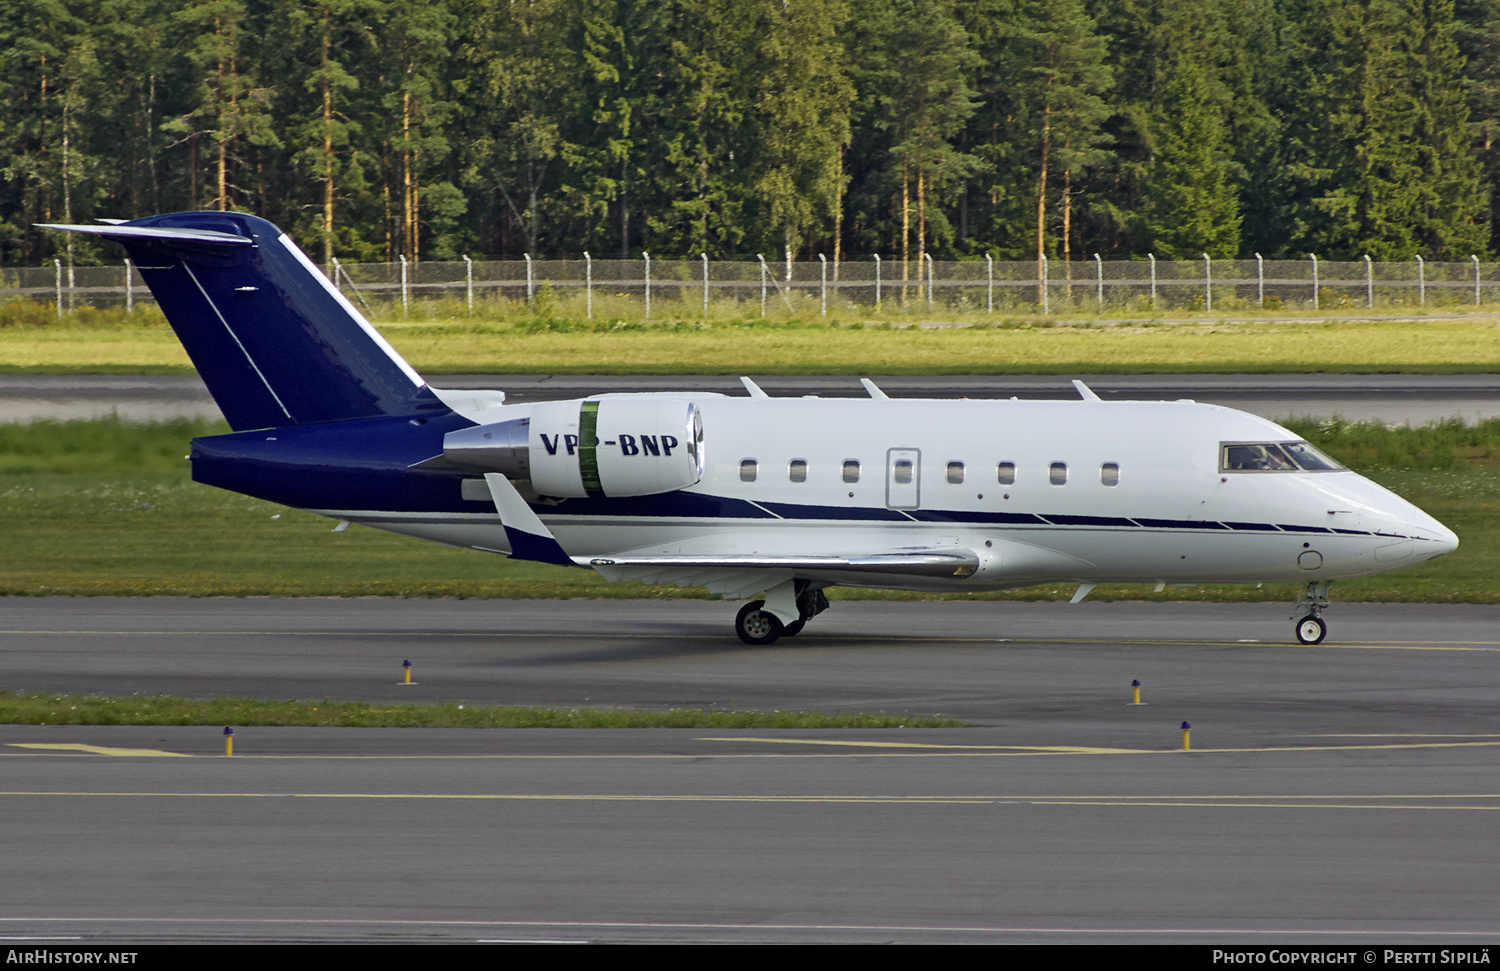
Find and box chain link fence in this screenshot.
[5,253,1499,316]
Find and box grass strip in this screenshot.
[0,691,964,729]
[3,301,1500,374]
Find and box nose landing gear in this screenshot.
[1292,580,1331,644]
[1296,614,1327,645]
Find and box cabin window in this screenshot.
[842,460,861,483]
[996,461,1016,485]
[946,461,965,484]
[1049,462,1068,485]
[740,459,758,482]
[893,459,914,485]
[1100,462,1120,486]
[1221,442,1344,473]
[789,459,808,483]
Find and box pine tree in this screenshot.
[1139,2,1241,259]
[643,0,753,257]
[1302,0,1486,258]
[370,1,462,261]
[1456,0,1500,251]
[1013,0,1112,265]
[276,0,384,263]
[167,0,281,212]
[459,0,579,256]
[0,0,89,262]
[567,0,650,257]
[951,0,1031,257]
[93,0,184,220]
[1409,0,1488,257]
[747,0,854,259]
[851,0,979,283]
[1203,0,1284,257]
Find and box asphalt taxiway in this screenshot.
[3,372,1498,424]
[3,598,1499,943]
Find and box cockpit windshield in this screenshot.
[1220,441,1344,473]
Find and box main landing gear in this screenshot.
[1292,580,1331,645]
[735,601,783,645]
[734,582,830,645]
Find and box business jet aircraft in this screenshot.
[43,213,1459,646]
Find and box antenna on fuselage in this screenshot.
[1072,379,1102,402]
[859,378,889,400]
[740,376,770,398]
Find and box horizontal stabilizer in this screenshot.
[37,222,253,248]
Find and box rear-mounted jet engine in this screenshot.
[441,397,704,498]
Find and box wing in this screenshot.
[586,551,980,600]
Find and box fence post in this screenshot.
[54,259,62,318]
[334,259,374,314]
[1309,253,1319,311]
[1202,252,1212,312]
[463,254,473,313]
[1040,254,1049,314]
[985,253,993,314]
[1148,253,1156,306]
[1415,254,1424,306]
[702,252,709,318]
[125,259,133,314]
[758,254,767,316]
[819,253,827,316]
[644,251,652,318]
[1255,253,1263,308]
[924,252,934,308]
[399,255,409,316]
[584,252,593,320]
[874,254,882,308]
[1473,254,1481,306]
[1094,253,1103,310]
[1364,253,1373,308]
[524,253,533,304]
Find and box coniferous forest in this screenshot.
[4,0,1498,267]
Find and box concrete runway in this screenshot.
[3,598,1500,943]
[3,372,1499,424]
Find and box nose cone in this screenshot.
[1411,510,1460,560]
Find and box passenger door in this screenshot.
[886,448,920,510]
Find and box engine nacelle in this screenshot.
[444,397,703,499]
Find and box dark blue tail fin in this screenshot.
[42,212,445,431]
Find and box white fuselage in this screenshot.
[329,393,1458,594]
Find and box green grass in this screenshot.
[0,691,963,728]
[0,417,1495,603]
[0,415,222,475]
[4,298,1500,373]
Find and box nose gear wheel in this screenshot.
[1292,580,1332,645]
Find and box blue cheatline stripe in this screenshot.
[1132,517,1230,530]
[328,504,1406,542]
[1039,514,1134,527]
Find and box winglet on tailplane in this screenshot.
[41,213,444,431]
